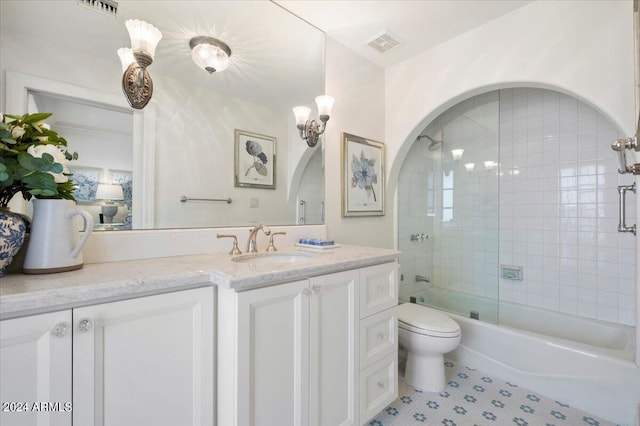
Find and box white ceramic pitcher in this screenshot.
[24,199,94,274]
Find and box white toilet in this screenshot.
[397,302,461,393]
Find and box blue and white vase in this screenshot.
[0,207,27,277]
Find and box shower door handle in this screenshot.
[298,200,306,224]
[617,183,636,235]
[611,137,640,174]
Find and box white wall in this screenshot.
[324,38,390,247]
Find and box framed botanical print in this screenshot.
[341,132,385,217]
[234,129,276,189]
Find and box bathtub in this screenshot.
[411,287,640,425]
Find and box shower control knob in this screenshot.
[78,319,93,332]
[410,233,430,242]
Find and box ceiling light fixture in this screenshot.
[293,96,335,148]
[451,149,464,160]
[189,36,232,74]
[118,19,162,109]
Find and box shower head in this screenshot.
[417,134,442,151]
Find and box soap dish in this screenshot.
[295,242,340,250]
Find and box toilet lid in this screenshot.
[397,303,460,334]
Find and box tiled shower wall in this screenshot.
[398,88,636,326]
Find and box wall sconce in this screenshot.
[118,19,162,110]
[95,183,124,224]
[293,95,335,147]
[464,163,475,172]
[189,36,232,73]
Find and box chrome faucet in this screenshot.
[246,224,271,253]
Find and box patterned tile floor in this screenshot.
[370,359,617,426]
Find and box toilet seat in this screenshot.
[397,303,461,338]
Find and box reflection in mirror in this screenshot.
[28,92,134,230]
[0,0,325,230]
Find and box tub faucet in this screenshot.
[416,275,431,283]
[247,224,271,253]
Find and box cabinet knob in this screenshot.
[51,322,70,338]
[377,380,385,390]
[377,331,385,341]
[312,285,321,294]
[78,319,93,332]
[302,288,312,297]
[377,284,386,293]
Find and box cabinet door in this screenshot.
[73,287,214,426]
[309,269,358,426]
[0,310,72,426]
[235,280,310,426]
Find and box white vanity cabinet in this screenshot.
[0,286,214,426]
[0,310,73,426]
[217,262,398,426]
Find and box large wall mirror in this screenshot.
[0,0,325,230]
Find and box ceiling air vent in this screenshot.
[78,0,118,16]
[366,29,402,54]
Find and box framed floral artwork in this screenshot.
[234,129,276,189]
[341,132,385,217]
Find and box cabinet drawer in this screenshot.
[359,352,398,425]
[360,307,397,369]
[359,263,398,318]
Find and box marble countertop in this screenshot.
[0,244,399,319]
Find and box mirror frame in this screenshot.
[5,70,156,228]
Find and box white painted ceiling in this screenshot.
[275,0,533,68]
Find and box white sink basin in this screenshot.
[231,252,314,265]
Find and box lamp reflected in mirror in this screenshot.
[189,36,232,74]
[293,95,335,147]
[95,183,124,224]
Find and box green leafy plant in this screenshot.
[0,112,78,207]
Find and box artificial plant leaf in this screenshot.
[18,153,40,170]
[21,112,52,124]
[0,163,8,182]
[0,128,13,139]
[22,173,58,194]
